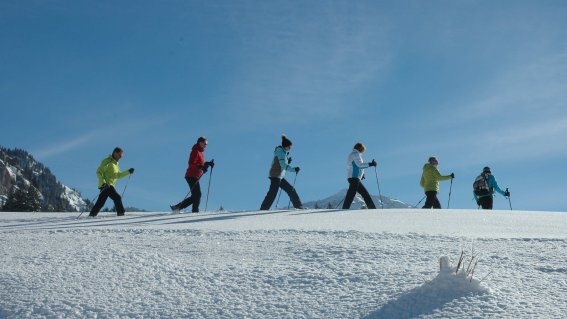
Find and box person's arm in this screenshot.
[489,175,505,196]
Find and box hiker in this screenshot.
[419,156,454,209]
[342,143,377,209]
[473,166,509,210]
[89,147,134,217]
[260,134,303,210]
[170,136,214,213]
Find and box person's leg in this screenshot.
[188,177,202,212]
[423,191,437,209]
[279,178,303,208]
[342,178,360,209]
[479,196,493,210]
[89,187,110,217]
[260,178,280,210]
[432,194,442,209]
[355,182,376,209]
[176,177,199,210]
[107,186,126,216]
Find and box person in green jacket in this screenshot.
[419,156,454,209]
[89,147,134,217]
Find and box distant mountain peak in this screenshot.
[303,188,413,209]
[0,146,87,212]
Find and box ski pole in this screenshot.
[506,188,512,211]
[275,188,283,209]
[121,174,131,198]
[447,178,454,209]
[205,160,214,212]
[374,166,384,209]
[76,193,100,219]
[287,172,298,209]
[335,198,345,209]
[414,195,426,208]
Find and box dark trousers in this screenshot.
[175,177,201,212]
[90,185,125,216]
[422,191,441,209]
[342,178,376,209]
[260,177,302,210]
[478,196,493,210]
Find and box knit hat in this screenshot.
[281,134,292,148]
[483,166,491,173]
[428,156,438,165]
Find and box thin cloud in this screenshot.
[34,115,170,160]
[219,2,393,124]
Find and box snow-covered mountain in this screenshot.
[0,147,87,212]
[303,188,413,209]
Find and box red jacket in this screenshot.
[185,144,205,179]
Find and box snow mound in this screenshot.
[366,256,489,319]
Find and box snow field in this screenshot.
[1,210,567,318]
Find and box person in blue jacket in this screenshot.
[473,166,510,209]
[260,135,303,210]
[342,143,377,209]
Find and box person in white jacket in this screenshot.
[342,143,377,209]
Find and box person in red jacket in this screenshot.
[170,137,214,213]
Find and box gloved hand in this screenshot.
[288,157,292,164]
[128,168,135,174]
[450,173,455,179]
[201,165,208,173]
[368,159,377,167]
[504,190,510,197]
[205,160,215,168]
[294,167,300,173]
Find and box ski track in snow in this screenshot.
[1,209,567,318]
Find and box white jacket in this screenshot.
[346,149,369,179]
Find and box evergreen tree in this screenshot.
[2,185,41,212]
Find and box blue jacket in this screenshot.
[474,174,505,200]
[268,146,296,179]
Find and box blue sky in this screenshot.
[2,1,566,212]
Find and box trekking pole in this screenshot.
[275,188,283,209]
[76,193,101,219]
[447,178,454,209]
[335,198,345,209]
[506,188,513,211]
[204,160,214,212]
[414,196,426,208]
[374,166,384,209]
[287,172,298,209]
[121,174,131,198]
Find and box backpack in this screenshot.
[473,173,491,196]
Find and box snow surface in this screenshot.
[1,209,567,318]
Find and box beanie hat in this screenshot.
[281,134,292,148]
[428,156,438,165]
[483,166,491,173]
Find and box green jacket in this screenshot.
[96,155,130,188]
[420,163,452,192]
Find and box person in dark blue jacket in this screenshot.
[473,166,510,209]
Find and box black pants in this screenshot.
[90,185,125,216]
[175,177,201,212]
[422,191,441,209]
[260,177,302,210]
[342,178,376,209]
[478,196,493,209]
